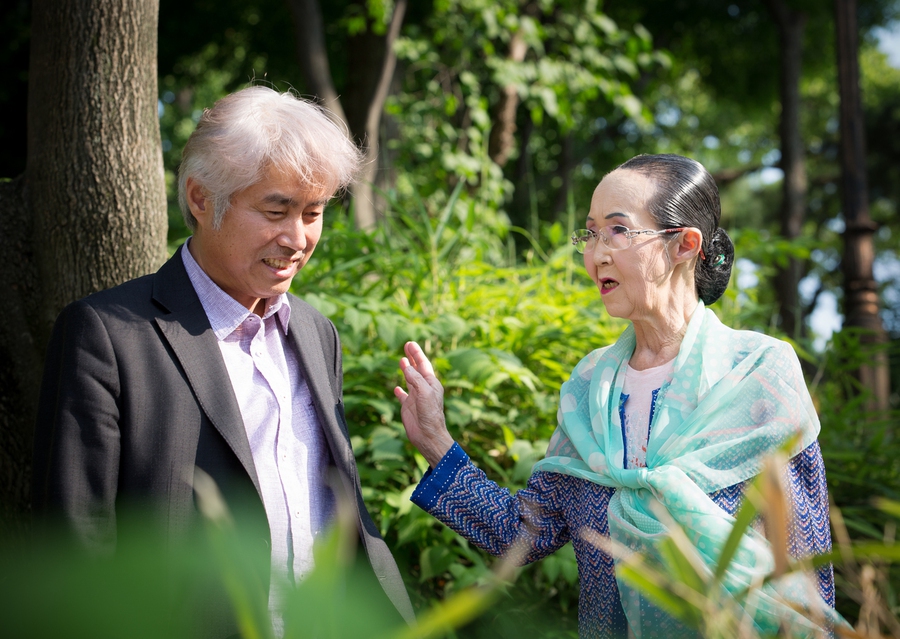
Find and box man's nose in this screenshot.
[279,216,308,251]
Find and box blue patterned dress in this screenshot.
[411,440,833,638]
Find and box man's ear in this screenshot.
[186,177,211,225]
[672,227,703,264]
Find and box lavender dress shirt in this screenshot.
[182,246,334,592]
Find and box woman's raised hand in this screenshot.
[393,341,455,468]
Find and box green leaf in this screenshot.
[616,561,701,626]
[344,306,373,336]
[301,293,338,317]
[419,545,457,581]
[713,491,761,584]
[369,426,405,462]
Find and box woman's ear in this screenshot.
[672,227,703,264]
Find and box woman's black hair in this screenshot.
[616,153,734,305]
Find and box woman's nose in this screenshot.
[590,237,612,264]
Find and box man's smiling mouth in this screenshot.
[262,257,295,269]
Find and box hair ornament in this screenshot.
[713,254,726,267]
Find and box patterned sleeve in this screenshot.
[709,440,835,606]
[785,440,835,606]
[411,442,576,563]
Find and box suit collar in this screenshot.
[152,246,262,498]
[285,302,354,467]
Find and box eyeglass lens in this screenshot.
[571,226,632,253]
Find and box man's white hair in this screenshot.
[177,86,362,230]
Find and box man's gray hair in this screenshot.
[177,86,363,230]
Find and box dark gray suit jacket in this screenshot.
[32,246,414,632]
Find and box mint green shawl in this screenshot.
[533,303,841,636]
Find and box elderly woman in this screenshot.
[394,154,839,638]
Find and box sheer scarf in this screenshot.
[533,303,842,636]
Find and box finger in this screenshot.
[404,341,436,378]
[393,386,409,401]
[401,361,426,390]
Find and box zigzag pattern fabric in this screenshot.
[412,440,833,639]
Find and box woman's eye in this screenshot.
[609,225,629,236]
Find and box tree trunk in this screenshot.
[288,0,407,231]
[288,0,348,125]
[0,0,167,538]
[834,0,891,412]
[0,175,39,540]
[345,0,407,232]
[488,31,528,167]
[764,0,808,340]
[551,132,575,221]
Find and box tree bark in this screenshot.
[0,0,167,537]
[288,0,407,231]
[764,0,808,340]
[0,175,39,539]
[288,0,348,125]
[834,0,891,411]
[345,0,407,232]
[551,132,574,221]
[488,31,528,167]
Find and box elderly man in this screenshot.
[32,86,414,635]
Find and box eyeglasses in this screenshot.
[571,225,689,254]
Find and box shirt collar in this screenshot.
[181,239,292,340]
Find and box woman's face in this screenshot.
[583,169,679,323]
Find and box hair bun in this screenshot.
[698,227,735,305]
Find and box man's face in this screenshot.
[187,166,329,314]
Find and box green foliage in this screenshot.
[0,497,504,639]
[386,0,664,235]
[810,329,900,620]
[814,331,900,527]
[6,433,898,638]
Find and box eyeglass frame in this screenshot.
[570,224,706,260]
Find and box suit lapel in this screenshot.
[285,299,417,623]
[285,303,354,472]
[151,248,261,497]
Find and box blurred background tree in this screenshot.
[1,0,899,633]
[0,0,166,539]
